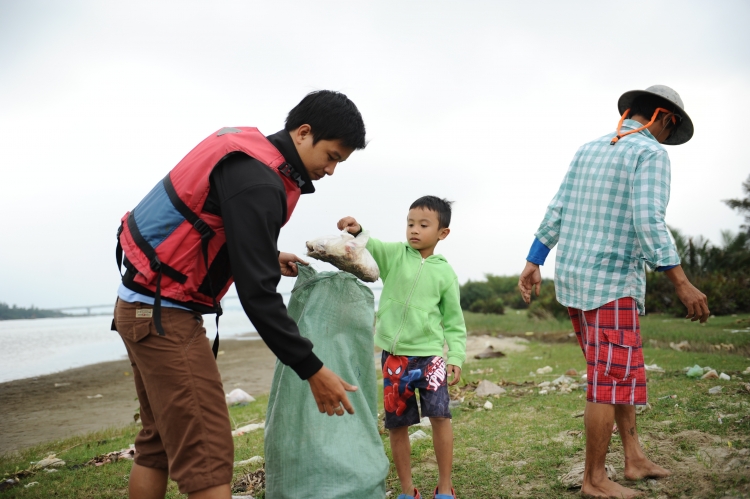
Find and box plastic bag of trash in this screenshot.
[306,231,379,282]
[225,388,255,406]
[264,265,388,499]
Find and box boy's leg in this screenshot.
[390,426,416,496]
[615,405,670,480]
[429,418,453,495]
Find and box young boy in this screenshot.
[338,196,466,499]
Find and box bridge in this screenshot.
[50,286,382,316]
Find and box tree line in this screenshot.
[0,302,66,320]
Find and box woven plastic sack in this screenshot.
[264,265,388,499]
[305,230,380,282]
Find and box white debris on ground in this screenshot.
[644,363,665,373]
[708,386,723,395]
[474,379,506,397]
[232,422,265,437]
[31,455,65,470]
[234,456,264,468]
[483,401,493,410]
[409,430,429,442]
[226,388,255,406]
[417,417,432,427]
[536,366,553,375]
[670,340,690,351]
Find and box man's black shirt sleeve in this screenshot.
[208,152,323,380]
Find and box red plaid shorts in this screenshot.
[568,297,647,405]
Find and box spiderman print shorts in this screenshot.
[381,351,452,429]
[568,297,648,406]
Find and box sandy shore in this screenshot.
[0,336,277,454]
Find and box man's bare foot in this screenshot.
[581,478,643,498]
[624,457,671,481]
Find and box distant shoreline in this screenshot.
[0,336,277,453]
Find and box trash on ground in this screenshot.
[31,454,66,470]
[536,366,553,375]
[24,482,39,489]
[708,386,723,395]
[538,381,551,388]
[473,346,505,359]
[469,368,494,375]
[703,366,714,373]
[742,367,750,375]
[702,370,719,380]
[528,371,536,377]
[87,394,103,399]
[560,462,616,488]
[54,382,70,387]
[719,372,731,381]
[644,363,665,373]
[474,379,506,397]
[86,446,135,466]
[232,468,264,496]
[483,400,493,410]
[409,430,430,442]
[525,331,534,336]
[226,388,255,406]
[571,411,585,418]
[232,422,264,437]
[686,365,704,378]
[636,403,652,415]
[552,375,575,386]
[306,230,379,282]
[234,456,264,468]
[658,394,677,400]
[580,373,588,381]
[417,417,432,427]
[539,389,549,395]
[448,400,462,409]
[670,340,690,352]
[565,369,578,376]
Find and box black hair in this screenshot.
[285,90,367,150]
[410,196,453,229]
[629,94,679,130]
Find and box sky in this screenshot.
[1,1,748,309]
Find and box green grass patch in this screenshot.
[465,311,750,353]
[2,342,749,498]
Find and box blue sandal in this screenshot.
[397,489,421,499]
[433,487,456,499]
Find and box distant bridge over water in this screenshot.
[51,286,382,316]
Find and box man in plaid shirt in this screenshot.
[519,85,709,499]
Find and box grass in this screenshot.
[2,313,750,498]
[465,310,750,353]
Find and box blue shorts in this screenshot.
[381,351,451,429]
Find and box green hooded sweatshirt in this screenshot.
[366,237,467,368]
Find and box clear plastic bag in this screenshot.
[305,231,380,282]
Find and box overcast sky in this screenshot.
[1,1,748,309]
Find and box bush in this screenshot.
[469,297,505,315]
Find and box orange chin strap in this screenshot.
[610,107,676,145]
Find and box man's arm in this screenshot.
[214,156,358,415]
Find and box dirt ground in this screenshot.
[0,337,277,453]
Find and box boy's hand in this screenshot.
[279,252,308,277]
[307,366,358,416]
[447,364,462,386]
[337,216,361,235]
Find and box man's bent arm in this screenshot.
[215,157,323,379]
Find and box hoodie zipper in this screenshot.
[390,258,425,352]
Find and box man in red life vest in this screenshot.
[112,90,367,499]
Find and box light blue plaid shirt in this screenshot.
[533,120,681,314]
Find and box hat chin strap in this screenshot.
[610,108,672,145]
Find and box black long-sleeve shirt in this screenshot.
[201,130,323,380]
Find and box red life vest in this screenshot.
[116,127,303,326]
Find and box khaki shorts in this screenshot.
[113,299,233,494]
